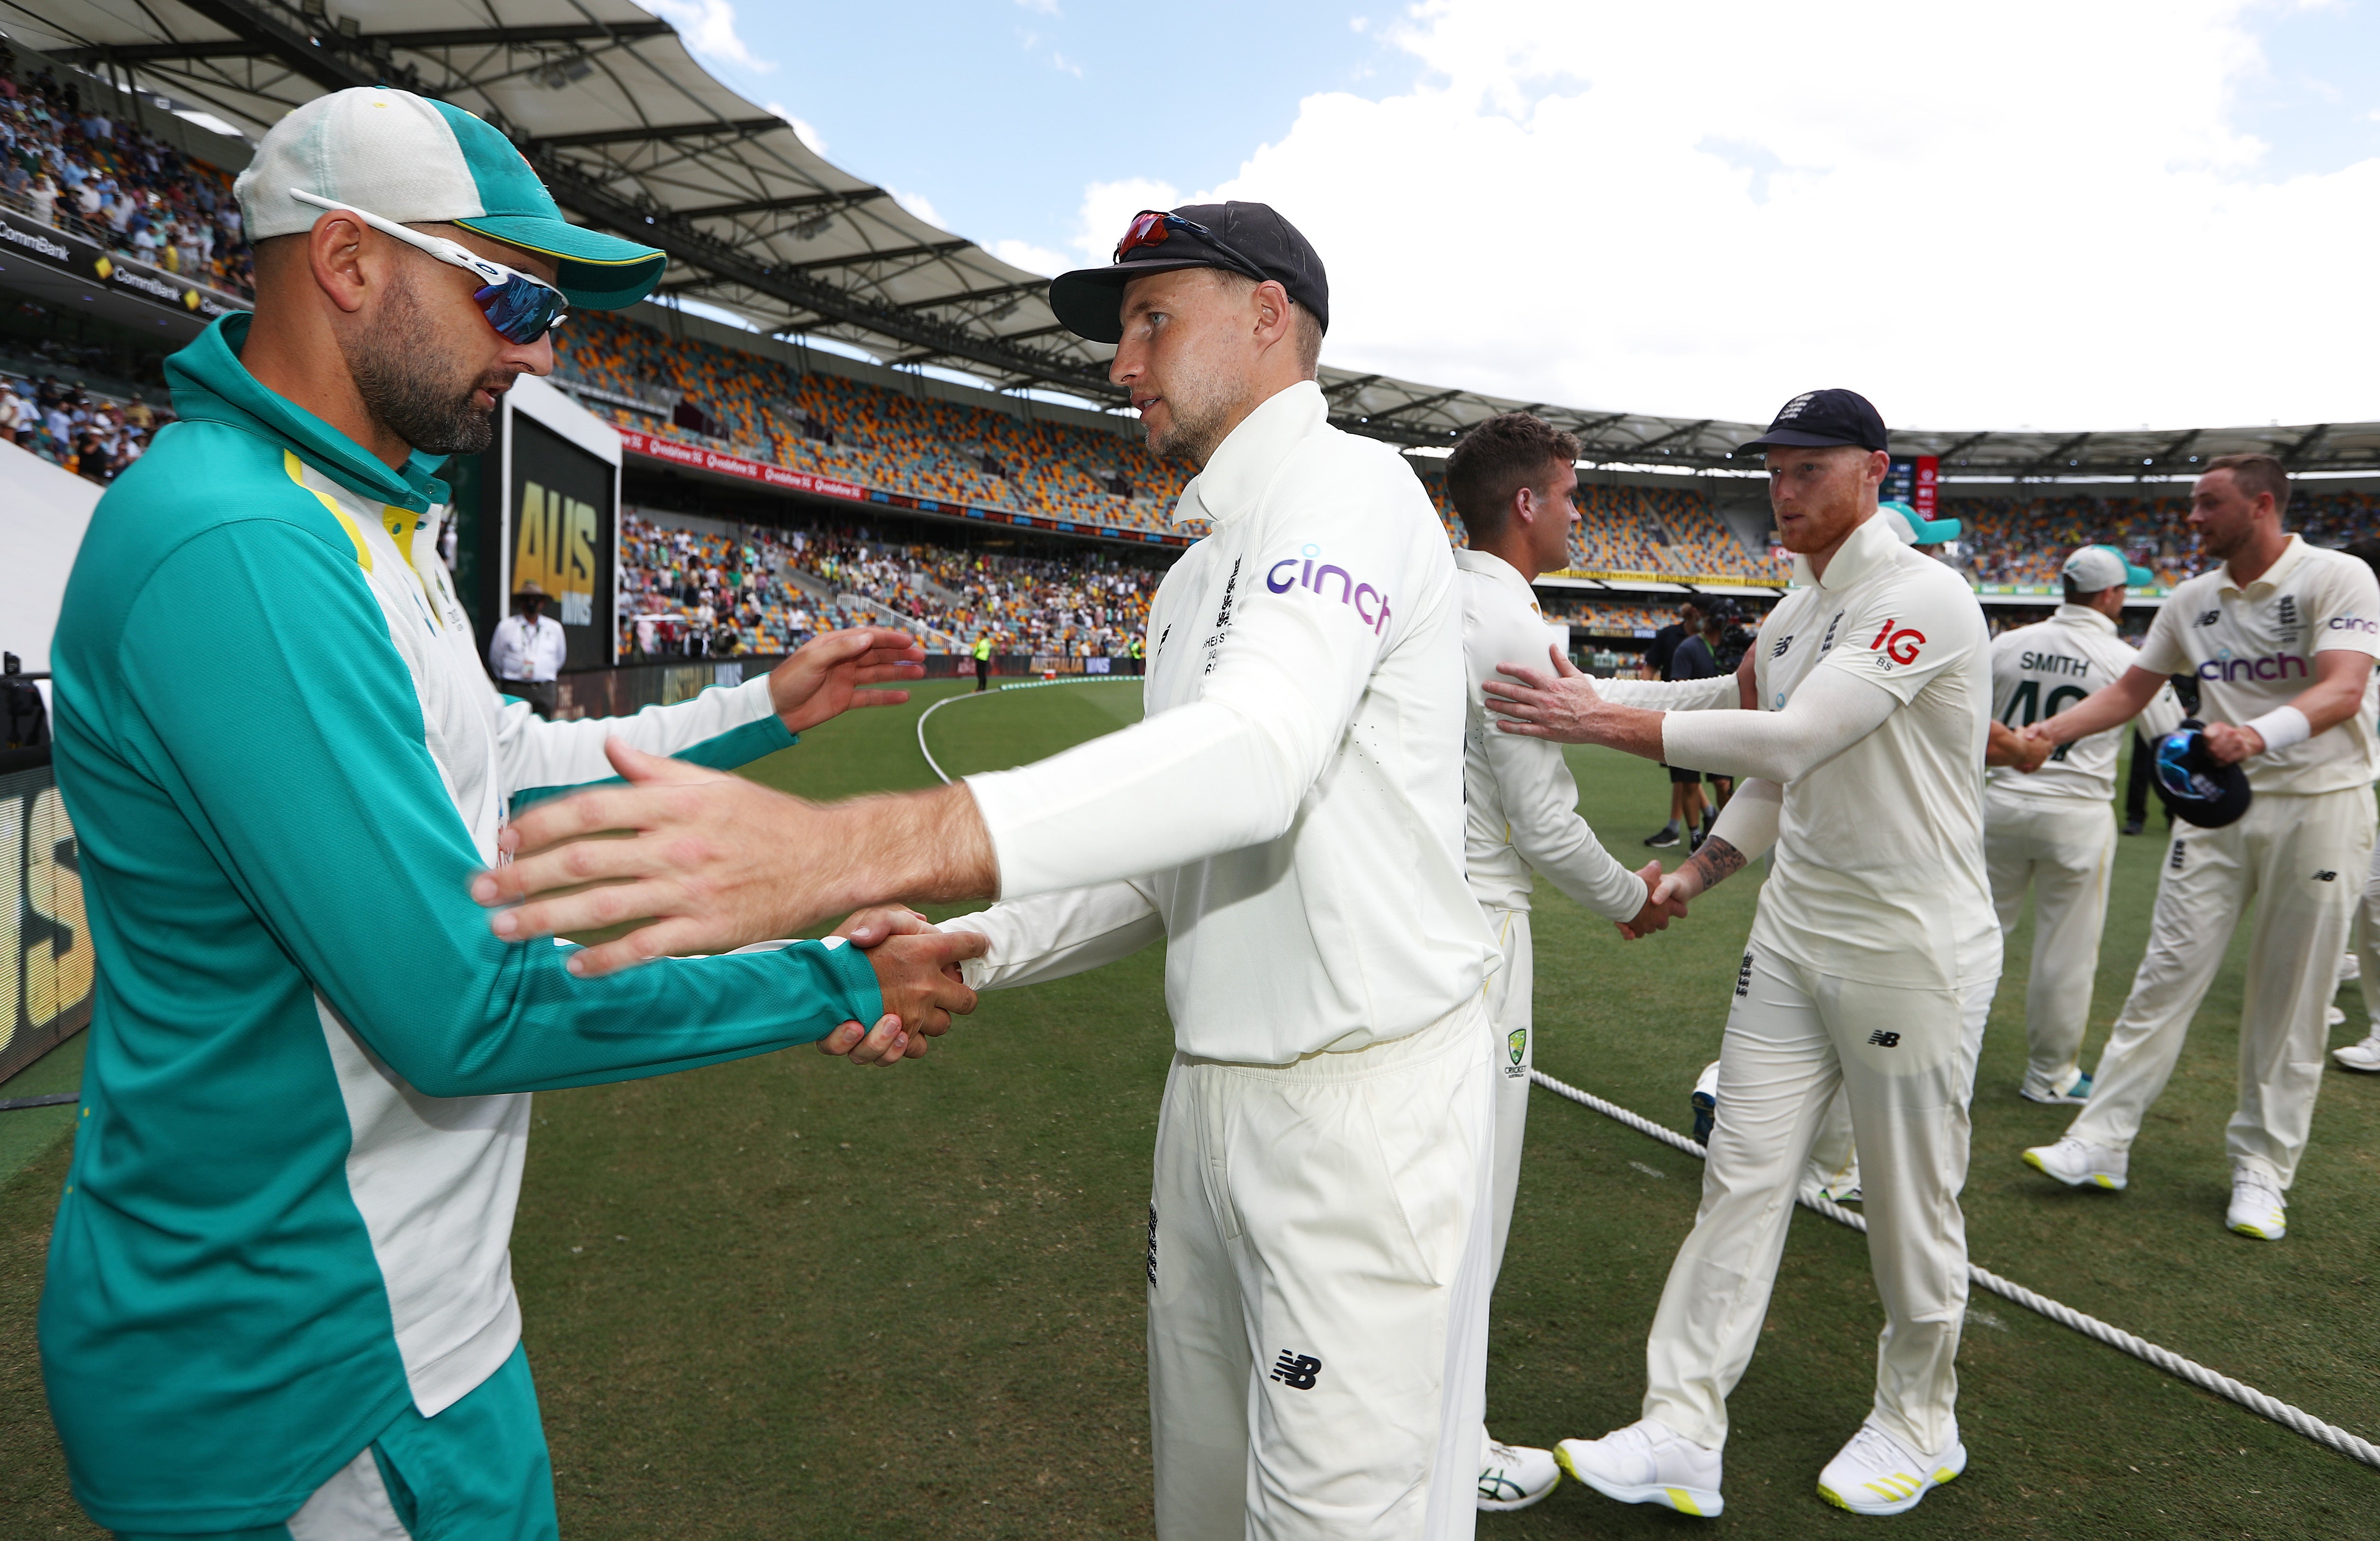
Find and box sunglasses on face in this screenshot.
[289,188,570,345]
[1112,209,1271,286]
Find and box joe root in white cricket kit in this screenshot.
[1484,389,1998,1519]
[482,204,1501,1541]
[1986,546,2183,1104]
[1440,414,1693,1512]
[2020,456,2380,1240]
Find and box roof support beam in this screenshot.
[674,187,888,220]
[530,117,786,150]
[52,19,675,67]
[1630,418,1714,454]
[2283,423,2332,469]
[778,240,970,274]
[1357,387,1463,424]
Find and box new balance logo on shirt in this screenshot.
[1270,1352,1322,1390]
[2314,870,2339,882]
[1867,1031,1902,1048]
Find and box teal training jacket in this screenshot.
[39,313,881,1533]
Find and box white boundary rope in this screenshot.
[1527,1066,2380,1470]
[915,676,1141,785]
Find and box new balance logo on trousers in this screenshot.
[1270,1352,1322,1390]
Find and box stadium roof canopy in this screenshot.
[16,0,2380,481]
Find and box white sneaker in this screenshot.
[1477,1436,1560,1511]
[2333,1033,2380,1072]
[1555,1418,1723,1517]
[2340,952,2362,986]
[2023,1135,2128,1190]
[2227,1168,2287,1240]
[1817,1419,1967,1516]
[2326,1004,2347,1028]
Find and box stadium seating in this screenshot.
[1418,468,1786,581]
[555,311,1189,538]
[0,50,252,296]
[1956,491,2380,589]
[618,509,1161,660]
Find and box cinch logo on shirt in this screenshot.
[1869,618,1926,666]
[1267,545,1392,635]
[2328,616,2380,634]
[2197,651,2307,682]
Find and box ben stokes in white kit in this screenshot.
[1484,389,1999,1519]
[1441,412,1692,1512]
[1986,546,2183,1105]
[475,202,1503,1541]
[2018,454,2380,1240]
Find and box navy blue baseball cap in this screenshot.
[1050,202,1329,345]
[1739,389,1888,455]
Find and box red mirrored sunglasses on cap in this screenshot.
[1112,210,1270,284]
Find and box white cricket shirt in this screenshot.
[2134,534,2380,795]
[956,381,1497,1062]
[1455,549,1646,920]
[1750,513,1999,991]
[1986,604,2183,804]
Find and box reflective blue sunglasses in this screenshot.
[289,188,570,345]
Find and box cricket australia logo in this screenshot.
[1270,1351,1322,1390]
[1507,1027,1528,1070]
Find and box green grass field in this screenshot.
[6,675,2379,1537]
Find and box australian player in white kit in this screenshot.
[2018,454,2380,1241]
[477,203,1502,1541]
[1441,413,1694,1511]
[1485,390,1998,1518]
[1986,546,2183,1105]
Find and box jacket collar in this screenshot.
[2053,602,2118,635]
[1171,380,1326,529]
[1792,509,1903,593]
[165,312,451,513]
[1453,547,1541,610]
[2216,532,2305,597]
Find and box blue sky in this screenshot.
[652,1,2380,430]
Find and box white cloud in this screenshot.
[1051,51,1085,78]
[989,238,1074,276]
[647,0,775,74]
[765,103,827,156]
[1067,0,2380,430]
[891,187,947,229]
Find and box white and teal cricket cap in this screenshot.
[2062,544,2151,593]
[1879,499,1962,545]
[233,87,665,310]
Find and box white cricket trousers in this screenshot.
[2354,836,2380,1025]
[2069,787,2376,1188]
[1479,907,1533,1461]
[1642,946,1991,1458]
[1147,999,1496,1541]
[1984,788,2118,1099]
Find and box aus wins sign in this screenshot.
[0,761,93,1085]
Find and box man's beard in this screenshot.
[341,263,502,456]
[1144,352,1251,466]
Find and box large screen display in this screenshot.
[507,412,617,669]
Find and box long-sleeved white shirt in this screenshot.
[951,380,1497,1062]
[487,611,566,682]
[1456,549,1644,920]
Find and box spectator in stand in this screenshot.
[488,581,568,717]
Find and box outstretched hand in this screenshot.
[767,626,926,736]
[1484,645,1606,742]
[814,926,988,1067]
[1616,859,1689,940]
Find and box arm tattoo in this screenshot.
[1686,837,1748,893]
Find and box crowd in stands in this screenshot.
[555,310,1190,538]
[616,509,1163,661]
[0,49,253,297]
[0,371,162,482]
[1419,470,1783,579]
[1956,489,2380,589]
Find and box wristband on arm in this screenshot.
[2242,705,2311,754]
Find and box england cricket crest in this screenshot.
[1508,1027,1527,1067]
